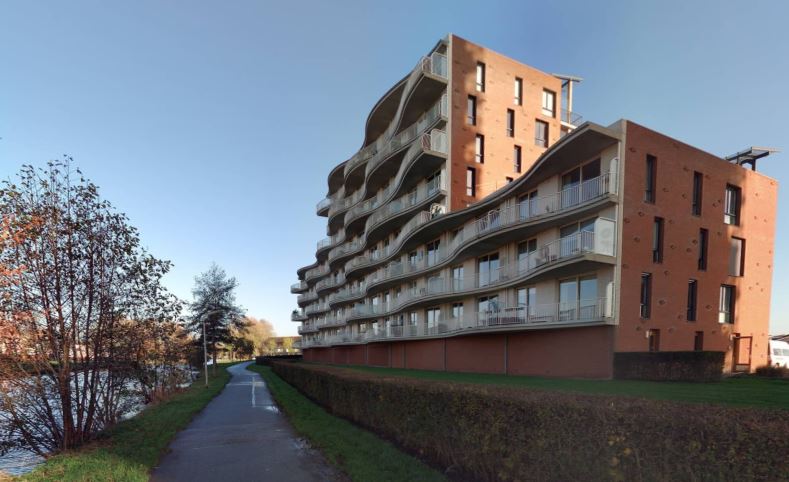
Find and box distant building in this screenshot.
[268,336,301,355]
[291,34,778,378]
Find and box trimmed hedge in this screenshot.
[255,355,302,365]
[272,362,789,481]
[614,351,724,381]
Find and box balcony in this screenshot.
[301,297,610,348]
[296,290,318,305]
[561,108,583,127]
[305,264,330,283]
[316,196,332,216]
[290,280,308,293]
[291,309,307,322]
[298,324,318,334]
[305,302,329,316]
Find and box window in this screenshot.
[719,285,735,324]
[724,184,741,225]
[559,276,598,321]
[451,265,464,291]
[640,273,652,319]
[518,190,538,219]
[517,239,537,268]
[476,62,485,92]
[694,331,704,351]
[426,239,441,266]
[687,279,698,321]
[513,145,522,173]
[408,250,418,267]
[645,154,657,203]
[409,311,418,325]
[467,95,477,125]
[729,237,745,276]
[514,77,523,105]
[516,286,536,319]
[426,307,441,332]
[652,217,664,263]
[475,134,484,163]
[648,329,661,352]
[478,295,499,313]
[542,89,556,117]
[477,253,500,287]
[452,302,464,320]
[534,120,548,147]
[560,159,601,208]
[466,167,476,196]
[506,176,514,183]
[692,171,703,216]
[698,228,709,271]
[506,109,515,137]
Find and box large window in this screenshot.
[559,218,595,258]
[514,77,523,105]
[692,171,703,216]
[517,239,537,270]
[518,190,538,219]
[719,285,735,324]
[477,295,500,325]
[534,120,549,147]
[724,184,741,225]
[729,237,745,277]
[653,217,664,263]
[477,253,500,287]
[542,89,556,117]
[475,134,485,163]
[648,329,661,352]
[640,273,652,319]
[475,62,485,92]
[687,279,698,321]
[517,286,536,319]
[466,167,476,196]
[426,239,441,266]
[561,159,601,208]
[645,154,657,203]
[452,302,464,320]
[559,276,597,321]
[451,265,464,291]
[506,109,515,137]
[467,95,477,125]
[426,307,441,333]
[513,145,522,173]
[698,228,709,270]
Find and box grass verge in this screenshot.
[337,364,789,410]
[19,363,237,482]
[248,364,444,482]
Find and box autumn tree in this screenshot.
[0,160,186,455]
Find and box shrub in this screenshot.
[613,351,724,381]
[272,361,789,481]
[755,364,789,379]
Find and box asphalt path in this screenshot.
[150,361,337,481]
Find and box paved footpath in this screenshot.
[151,361,338,482]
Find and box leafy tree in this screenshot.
[188,264,244,370]
[0,160,186,455]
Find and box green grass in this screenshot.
[248,364,444,482]
[333,364,789,410]
[18,363,237,482]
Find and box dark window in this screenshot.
[467,95,477,125]
[698,228,708,271]
[535,120,548,147]
[506,109,515,137]
[475,134,484,163]
[692,171,703,215]
[506,177,514,183]
[466,167,476,196]
[687,279,698,321]
[652,217,664,263]
[476,62,485,92]
[645,154,657,203]
[513,145,522,173]
[640,273,652,319]
[724,184,741,225]
[729,237,745,277]
[426,239,441,266]
[694,331,704,351]
[719,285,735,324]
[648,329,660,352]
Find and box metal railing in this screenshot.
[296,290,318,304]
[316,196,332,213]
[290,281,308,293]
[561,108,583,126]
[300,297,609,347]
[291,310,307,321]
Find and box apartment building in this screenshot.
[291,34,777,378]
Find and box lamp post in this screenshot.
[202,316,209,387]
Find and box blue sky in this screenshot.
[1,0,788,336]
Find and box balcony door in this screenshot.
[478,253,500,287]
[561,159,601,208]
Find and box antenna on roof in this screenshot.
[724,146,779,171]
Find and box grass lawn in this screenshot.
[18,363,237,482]
[248,364,444,482]
[334,364,789,410]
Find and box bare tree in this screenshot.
[0,160,187,456]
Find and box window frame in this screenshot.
[692,171,703,216]
[475,62,485,92]
[506,109,515,137]
[640,272,652,319]
[719,284,735,324]
[475,134,484,163]
[513,145,522,173]
[466,167,476,196]
[653,217,664,263]
[467,95,477,125]
[542,89,556,117]
[514,77,523,105]
[534,119,549,147]
[724,184,741,225]
[698,228,709,271]
[687,279,698,322]
[645,154,657,203]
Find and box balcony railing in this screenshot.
[290,281,308,293]
[305,302,328,315]
[305,264,330,281]
[291,310,307,321]
[301,297,609,348]
[561,108,583,126]
[317,237,332,251]
[316,196,332,213]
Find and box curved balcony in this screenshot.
[304,264,330,284]
[291,309,307,322]
[290,281,308,294]
[303,296,611,349]
[296,290,318,307]
[342,230,614,323]
[328,95,447,235]
[298,324,318,335]
[305,302,329,316]
[341,171,614,289]
[316,196,332,216]
[316,274,345,295]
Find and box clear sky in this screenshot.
[1,0,788,336]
